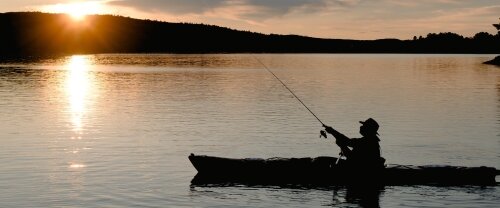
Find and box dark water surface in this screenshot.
[0,54,499,207]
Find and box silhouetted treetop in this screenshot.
[493,18,500,35]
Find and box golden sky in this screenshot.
[1,0,499,40]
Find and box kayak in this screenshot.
[188,154,499,186]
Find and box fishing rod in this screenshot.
[253,56,325,127]
[254,56,343,160]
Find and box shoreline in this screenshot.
[484,55,500,66]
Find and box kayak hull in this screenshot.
[188,154,499,186]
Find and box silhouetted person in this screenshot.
[323,118,385,170]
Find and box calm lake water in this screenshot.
[0,54,499,207]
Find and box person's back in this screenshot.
[346,135,381,165]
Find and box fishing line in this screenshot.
[253,56,325,126]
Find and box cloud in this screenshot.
[382,0,464,7]
[0,0,70,12]
[108,0,360,19]
[108,0,228,14]
[335,4,500,39]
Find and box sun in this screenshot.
[65,4,87,20]
[68,6,88,21]
[43,1,104,21]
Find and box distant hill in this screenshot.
[0,12,499,56]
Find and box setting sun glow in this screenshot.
[44,1,104,21]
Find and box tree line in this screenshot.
[0,12,499,56]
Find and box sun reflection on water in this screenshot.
[65,55,91,133]
[69,163,86,169]
[63,55,96,171]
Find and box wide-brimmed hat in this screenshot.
[359,118,379,135]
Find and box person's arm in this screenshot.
[323,125,350,147]
[323,125,355,157]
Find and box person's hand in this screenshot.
[320,130,327,138]
[323,124,334,134]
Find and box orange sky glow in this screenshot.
[40,1,106,20]
[1,0,499,40]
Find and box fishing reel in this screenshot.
[320,130,327,139]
